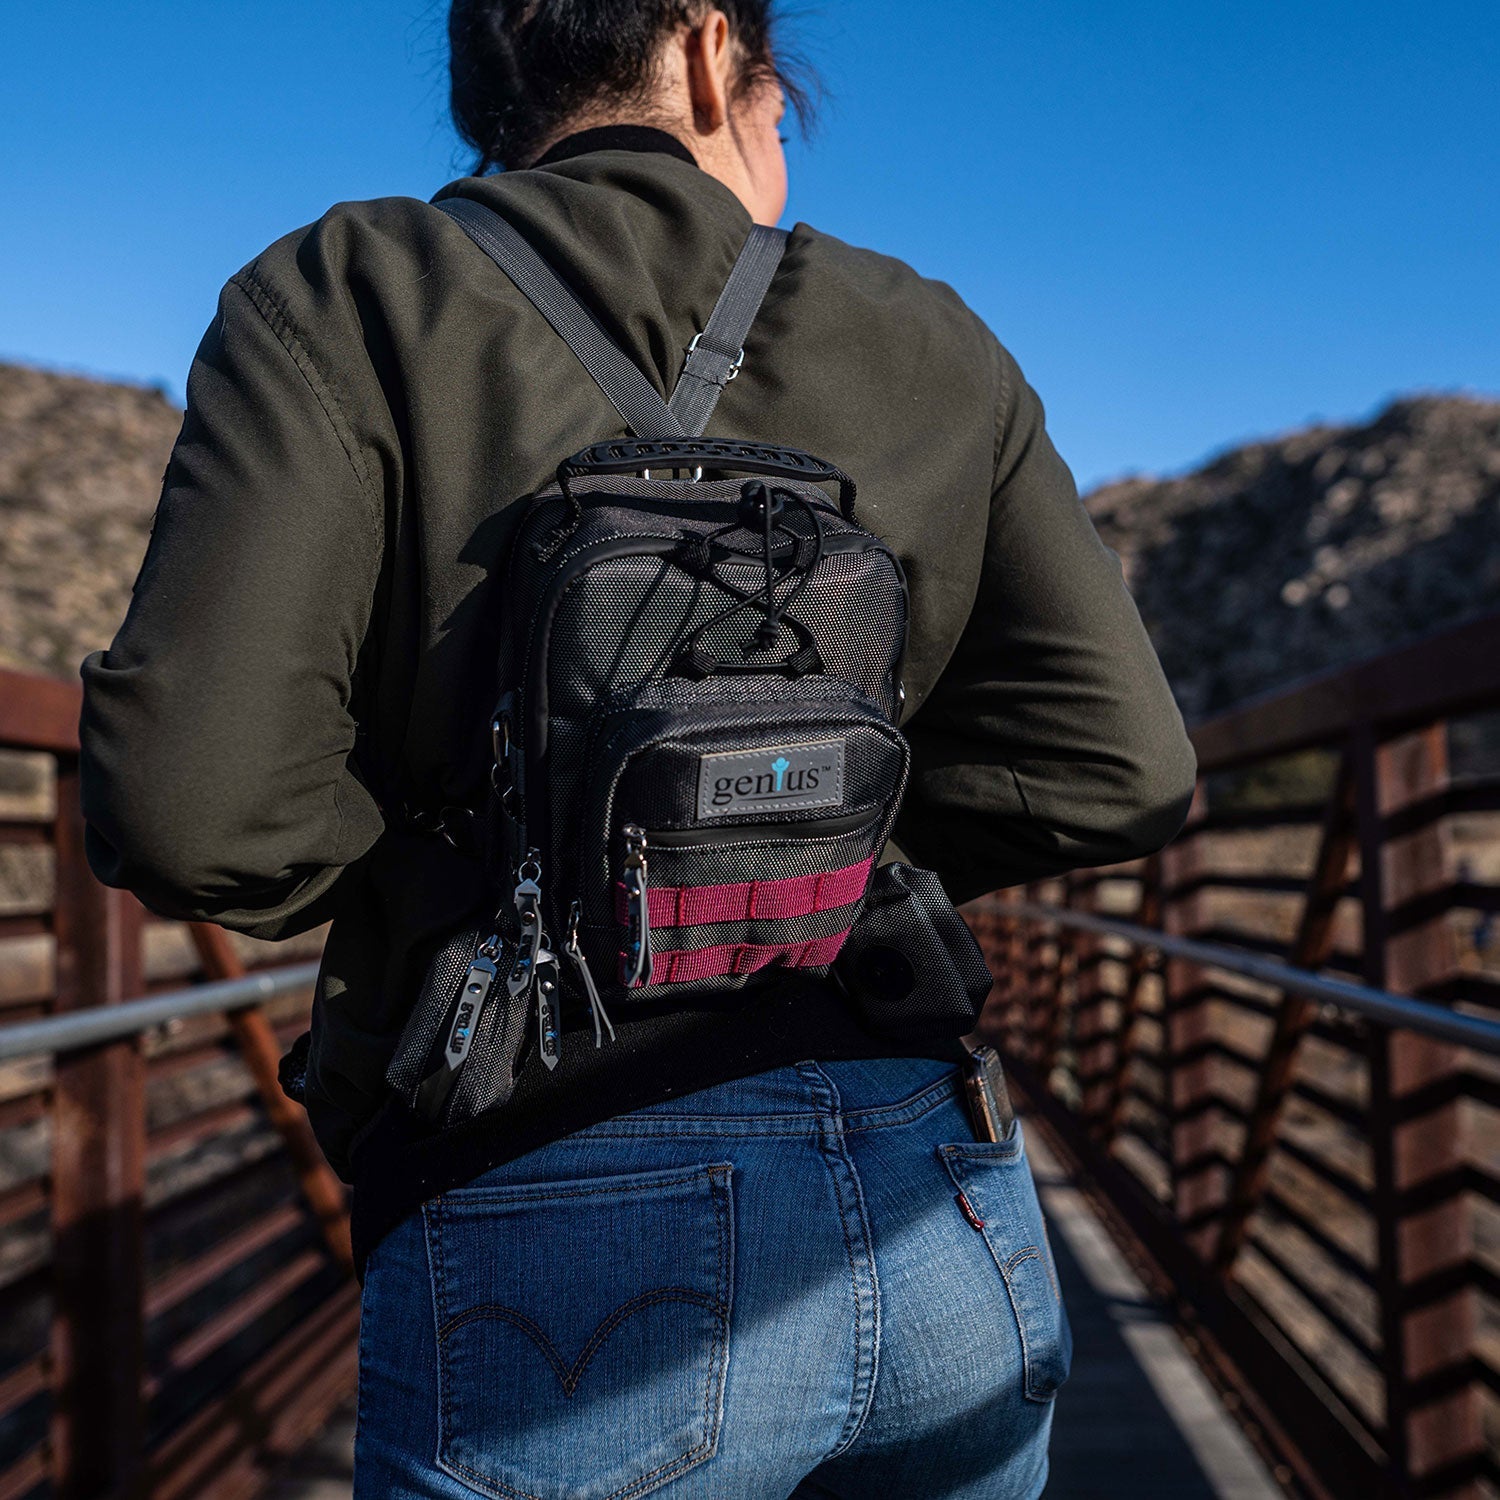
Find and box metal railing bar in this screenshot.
[1000,900,1500,1056]
[0,963,320,1062]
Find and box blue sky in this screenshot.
[1,1,1495,491]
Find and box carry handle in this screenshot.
[557,438,857,521]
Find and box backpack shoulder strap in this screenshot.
[436,197,686,439]
[668,224,789,436]
[435,197,788,442]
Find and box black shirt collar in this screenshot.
[531,125,697,170]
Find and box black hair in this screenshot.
[448,0,814,172]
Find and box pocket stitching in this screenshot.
[437,1164,720,1208]
[427,1163,734,1500]
[998,1253,1057,1406]
[1002,1240,1060,1303]
[436,1287,726,1394]
[939,1138,1023,1163]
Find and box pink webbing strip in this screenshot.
[615,855,873,930]
[630,929,853,987]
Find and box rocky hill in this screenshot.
[1087,394,1500,723]
[1,361,1498,727]
[0,362,179,679]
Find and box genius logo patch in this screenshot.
[696,739,846,819]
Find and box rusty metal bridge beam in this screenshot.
[49,760,147,1500]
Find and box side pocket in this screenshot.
[939,1133,1072,1403]
[424,1162,734,1500]
[385,927,529,1127]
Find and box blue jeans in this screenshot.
[355,1058,1070,1499]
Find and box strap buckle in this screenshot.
[687,331,745,383]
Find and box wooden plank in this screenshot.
[0,1447,48,1500]
[144,1248,328,1400]
[1103,856,1162,1148]
[0,1178,49,1232]
[145,1284,360,1500]
[146,1099,260,1158]
[0,820,52,846]
[0,1354,48,1419]
[145,1203,306,1321]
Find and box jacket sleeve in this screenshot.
[79,270,386,939]
[892,340,1196,903]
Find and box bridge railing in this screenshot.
[0,669,357,1500]
[968,611,1500,1500]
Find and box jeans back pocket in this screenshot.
[424,1162,734,1500]
[939,1135,1072,1403]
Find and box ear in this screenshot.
[684,9,734,134]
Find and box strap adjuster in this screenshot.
[686,331,745,384]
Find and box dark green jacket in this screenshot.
[80,141,1194,1251]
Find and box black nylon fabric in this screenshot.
[470,461,911,1045]
[833,863,997,1043]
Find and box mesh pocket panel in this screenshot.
[386,927,484,1095]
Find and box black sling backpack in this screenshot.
[383,199,989,1128]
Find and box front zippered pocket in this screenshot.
[613,810,885,989]
[639,807,880,848]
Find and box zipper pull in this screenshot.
[565,899,616,1048]
[445,937,501,1070]
[534,940,562,1071]
[491,708,519,817]
[621,824,653,988]
[413,931,502,1120]
[507,851,545,999]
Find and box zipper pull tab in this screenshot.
[534,940,561,1071]
[413,932,502,1121]
[565,899,615,1048]
[621,825,653,988]
[491,709,520,817]
[507,852,545,999]
[445,937,501,1071]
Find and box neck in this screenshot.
[532,115,778,224]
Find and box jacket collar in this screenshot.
[531,125,696,170]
